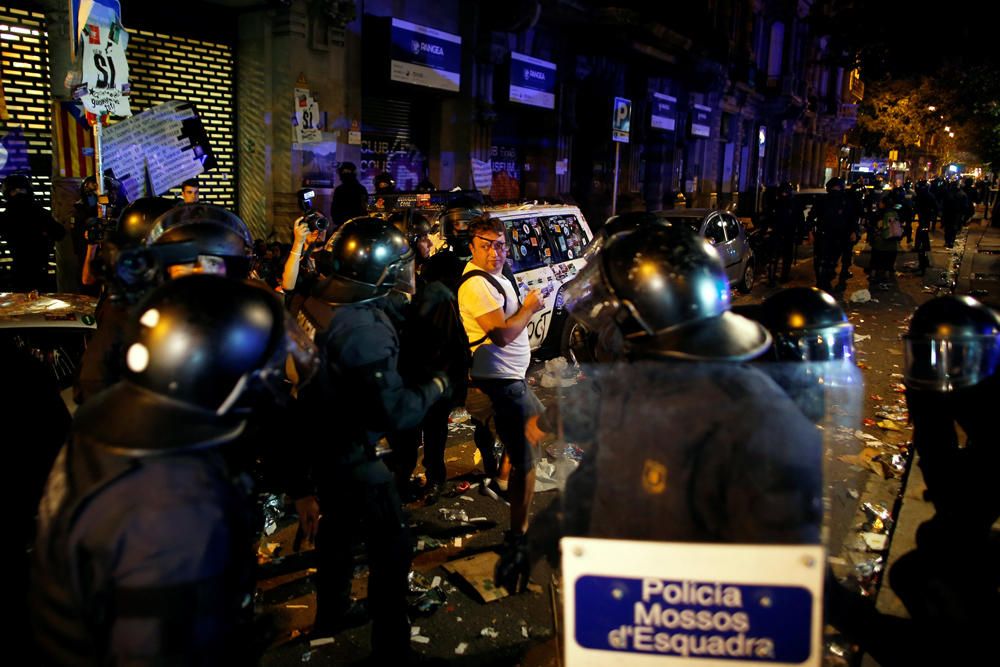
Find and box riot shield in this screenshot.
[557,358,863,666]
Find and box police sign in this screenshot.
[563,538,823,666]
[612,97,631,143]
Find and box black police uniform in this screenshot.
[297,292,444,657]
[30,276,295,666]
[0,191,66,292]
[808,188,856,291]
[560,362,822,545]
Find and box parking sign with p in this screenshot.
[612,97,631,143]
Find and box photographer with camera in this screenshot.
[77,174,129,290]
[282,188,330,310]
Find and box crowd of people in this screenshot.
[2,166,997,665]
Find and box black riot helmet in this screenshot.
[582,211,661,263]
[758,287,855,362]
[313,216,415,305]
[440,205,484,258]
[2,172,33,201]
[904,295,1000,392]
[373,171,396,193]
[114,197,176,248]
[825,177,846,193]
[562,222,771,361]
[146,204,254,279]
[73,275,319,453]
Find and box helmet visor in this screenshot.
[390,253,417,295]
[561,255,622,333]
[903,335,1000,391]
[773,323,855,362]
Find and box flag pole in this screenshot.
[92,116,104,218]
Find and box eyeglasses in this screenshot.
[474,235,508,253]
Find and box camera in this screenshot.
[83,216,112,244]
[297,188,329,233]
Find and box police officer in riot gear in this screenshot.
[895,296,1000,621]
[31,275,317,666]
[0,173,66,292]
[292,217,451,663]
[504,224,824,591]
[761,182,803,285]
[830,296,1000,665]
[75,197,177,403]
[146,203,254,279]
[808,177,858,292]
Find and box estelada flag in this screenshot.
[52,100,95,179]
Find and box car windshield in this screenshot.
[660,216,702,232]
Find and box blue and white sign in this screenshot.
[651,92,677,131]
[390,18,461,92]
[691,103,712,138]
[562,538,823,666]
[509,52,556,109]
[612,97,631,143]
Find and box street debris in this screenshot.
[443,552,508,603]
[260,493,285,536]
[455,642,469,655]
[861,532,888,551]
[309,637,335,648]
[480,627,499,639]
[408,571,448,615]
[540,357,579,387]
[439,507,470,523]
[849,289,872,303]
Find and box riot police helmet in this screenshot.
[2,172,33,201]
[373,172,396,193]
[562,222,771,361]
[582,211,661,263]
[74,275,318,452]
[115,197,176,248]
[440,205,484,255]
[146,204,254,279]
[825,177,846,192]
[314,216,415,304]
[758,287,854,361]
[904,295,1000,391]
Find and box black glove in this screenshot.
[431,372,453,401]
[495,531,530,594]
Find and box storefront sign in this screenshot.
[650,92,676,131]
[509,52,556,109]
[563,538,823,666]
[390,18,461,93]
[612,97,631,143]
[691,103,712,138]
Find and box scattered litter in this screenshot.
[481,627,500,639]
[309,637,335,648]
[301,650,312,662]
[443,552,508,602]
[847,488,860,500]
[854,334,871,342]
[469,516,489,522]
[455,481,471,493]
[415,535,445,553]
[454,537,463,547]
[862,532,888,551]
[852,555,885,596]
[286,604,309,609]
[522,625,530,638]
[260,493,285,536]
[862,503,893,532]
[439,508,470,523]
[408,571,448,615]
[411,635,430,644]
[411,626,421,636]
[460,495,475,502]
[455,642,469,655]
[849,289,872,303]
[876,420,902,431]
[540,357,579,387]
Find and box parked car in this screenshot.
[655,208,756,293]
[0,292,97,413]
[433,203,594,358]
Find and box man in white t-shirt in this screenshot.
[457,216,545,575]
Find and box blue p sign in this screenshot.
[613,97,631,143]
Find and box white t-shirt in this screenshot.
[458,262,531,380]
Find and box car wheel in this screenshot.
[737,258,755,294]
[560,317,595,364]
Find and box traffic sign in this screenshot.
[612,97,631,143]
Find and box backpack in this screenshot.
[883,212,903,240]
